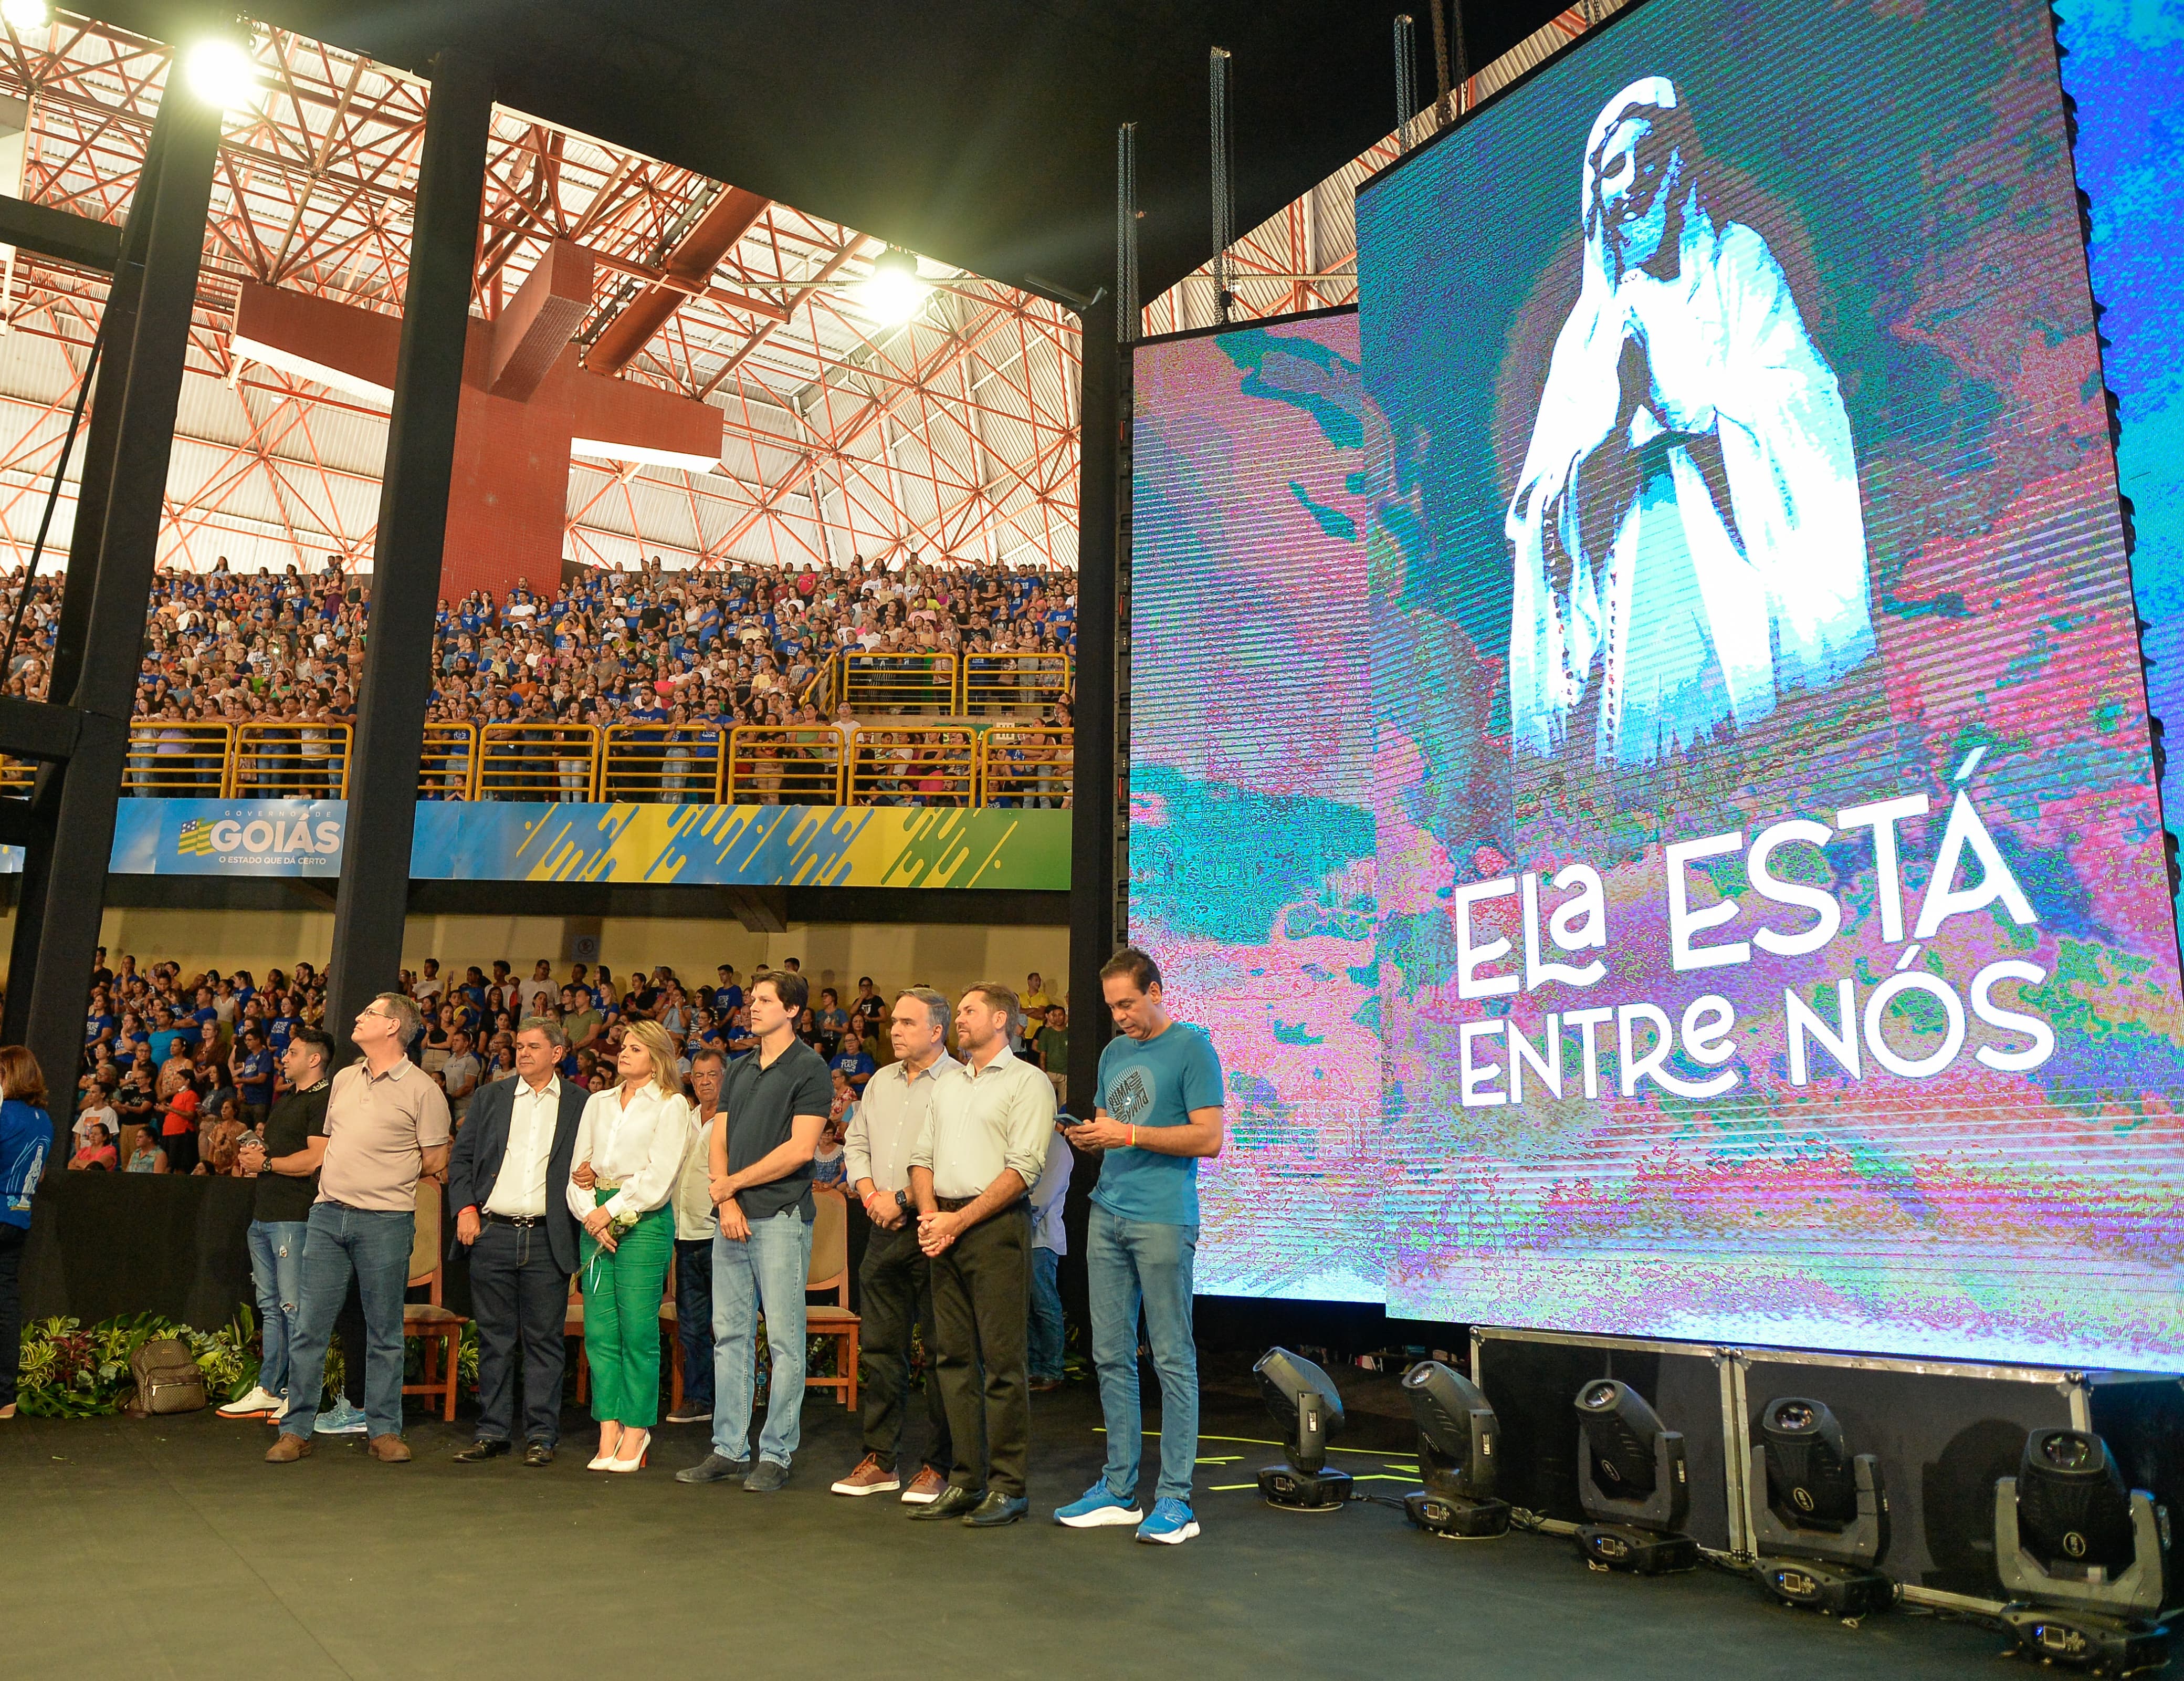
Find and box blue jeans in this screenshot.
[1028,1245,1065,1382]
[1087,1203,1200,1505]
[281,1202,415,1439]
[711,1210,813,1467]
[246,1219,308,1396]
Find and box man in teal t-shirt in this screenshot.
[1054,947,1224,1547]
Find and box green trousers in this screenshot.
[579,1192,674,1426]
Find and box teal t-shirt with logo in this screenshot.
[1092,1021,1224,1227]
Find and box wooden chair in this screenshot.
[806,1186,860,1411]
[402,1181,468,1422]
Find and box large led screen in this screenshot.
[1129,312,1382,1301]
[2057,0,2184,935]
[1357,0,2184,1365]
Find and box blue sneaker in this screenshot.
[1136,1497,1200,1545]
[1053,1481,1143,1528]
[313,1398,369,1436]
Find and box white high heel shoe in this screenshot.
[587,1427,624,1471]
[606,1428,650,1473]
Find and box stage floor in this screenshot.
[13,1373,2003,1679]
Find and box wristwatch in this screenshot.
[894,1187,914,1215]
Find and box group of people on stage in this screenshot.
[224,948,1224,1542]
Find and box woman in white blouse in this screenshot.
[568,1018,690,1472]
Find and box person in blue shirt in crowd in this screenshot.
[828,1037,875,1095]
[146,1006,196,1069]
[1056,945,1225,1548]
[266,1003,299,1057]
[0,1043,52,1419]
[231,1028,276,1127]
[713,966,743,1017]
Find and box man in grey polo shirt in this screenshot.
[267,992,451,1466]
[831,986,957,1502]
[907,981,1055,1528]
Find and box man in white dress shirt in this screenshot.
[907,983,1056,1528]
[830,987,957,1502]
[447,1019,589,1465]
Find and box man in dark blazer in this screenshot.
[447,1017,587,1466]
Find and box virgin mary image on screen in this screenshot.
[1504,77,1873,771]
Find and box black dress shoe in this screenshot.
[451,1438,512,1463]
[908,1483,982,1521]
[965,1491,1030,1528]
[523,1442,555,1467]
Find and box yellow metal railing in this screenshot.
[846,726,978,807]
[961,651,1071,716]
[725,724,846,805]
[979,725,1073,807]
[230,721,352,799]
[0,755,34,795]
[601,723,727,803]
[419,722,479,801]
[110,717,1076,811]
[478,723,598,801]
[839,651,959,716]
[123,721,233,797]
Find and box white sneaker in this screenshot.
[218,1385,282,1419]
[271,1395,290,1422]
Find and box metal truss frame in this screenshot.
[0,9,1082,576]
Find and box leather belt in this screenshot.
[482,1210,543,1227]
[933,1195,1023,1215]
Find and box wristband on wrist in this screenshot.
[1128,1124,1137,1147]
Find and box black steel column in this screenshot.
[1066,295,1119,1115]
[324,51,492,1053]
[8,88,220,1105]
[0,101,170,1054]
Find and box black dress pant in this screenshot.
[0,1222,24,1408]
[161,1127,198,1176]
[857,1219,951,1474]
[929,1204,1031,1498]
[468,1219,571,1444]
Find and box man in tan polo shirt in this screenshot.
[267,992,451,1465]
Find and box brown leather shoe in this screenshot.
[366,1433,412,1463]
[831,1453,901,1496]
[900,1465,948,1505]
[265,1432,313,1463]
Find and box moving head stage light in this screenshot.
[1995,1428,2171,1676]
[1748,1396,1893,1618]
[1572,1379,1697,1574]
[1253,1348,1351,1511]
[1399,1360,1510,1538]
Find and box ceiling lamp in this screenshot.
[182,37,261,110]
[857,247,930,326]
[0,0,49,30]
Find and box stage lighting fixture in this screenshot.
[1994,1428,2170,1675]
[183,37,260,110]
[1748,1396,1893,1618]
[1398,1360,1510,1538]
[0,0,48,32]
[857,247,930,326]
[1571,1378,1698,1574]
[1253,1347,1352,1511]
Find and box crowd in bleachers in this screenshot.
[0,554,1077,807]
[62,947,1070,1178]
